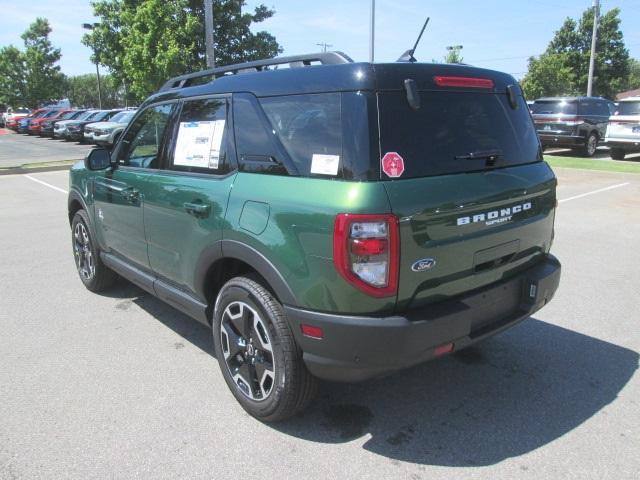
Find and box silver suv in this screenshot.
[605,97,640,160]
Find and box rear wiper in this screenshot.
[454,149,503,162]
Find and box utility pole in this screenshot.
[369,0,375,62]
[587,0,599,96]
[82,23,102,109]
[316,42,333,53]
[204,0,215,69]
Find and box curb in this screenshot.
[0,164,74,176]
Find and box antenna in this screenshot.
[397,17,430,63]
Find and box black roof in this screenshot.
[142,52,518,108]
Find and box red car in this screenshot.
[27,109,65,135]
[11,108,49,132]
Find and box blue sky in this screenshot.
[0,0,638,80]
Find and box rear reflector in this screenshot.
[433,76,495,89]
[434,342,454,356]
[301,324,324,339]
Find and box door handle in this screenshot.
[183,201,210,218]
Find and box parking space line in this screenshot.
[559,182,629,204]
[24,174,68,194]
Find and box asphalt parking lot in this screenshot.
[0,129,91,168]
[0,166,638,479]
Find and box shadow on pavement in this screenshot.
[100,280,638,467]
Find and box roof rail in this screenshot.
[158,51,353,93]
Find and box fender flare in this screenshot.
[193,239,297,307]
[67,188,89,224]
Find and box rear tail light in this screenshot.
[333,213,399,297]
[433,76,494,89]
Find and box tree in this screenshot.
[521,7,629,99]
[66,74,125,108]
[521,53,579,99]
[626,58,640,91]
[83,0,282,101]
[0,18,66,108]
[444,47,463,64]
[21,18,67,108]
[0,46,27,107]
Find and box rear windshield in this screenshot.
[530,101,577,115]
[616,101,640,116]
[378,91,540,178]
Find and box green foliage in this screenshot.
[0,18,66,108]
[84,0,282,101]
[626,58,640,91]
[66,74,127,108]
[521,53,579,99]
[521,7,630,99]
[0,46,27,107]
[444,48,464,64]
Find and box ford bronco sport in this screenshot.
[68,52,561,422]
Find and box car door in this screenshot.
[143,96,237,297]
[93,103,176,270]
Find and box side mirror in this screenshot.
[84,148,112,170]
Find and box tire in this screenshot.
[581,132,598,157]
[71,210,117,292]
[212,276,318,422]
[610,148,626,161]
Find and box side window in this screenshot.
[595,102,610,116]
[170,98,230,174]
[233,95,286,175]
[578,101,593,116]
[117,104,174,168]
[260,93,342,177]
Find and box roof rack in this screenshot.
[158,51,353,92]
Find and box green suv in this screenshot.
[68,52,561,421]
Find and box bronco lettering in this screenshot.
[457,202,532,226]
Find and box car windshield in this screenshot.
[76,111,96,121]
[91,111,111,121]
[111,111,136,123]
[60,111,79,120]
[530,101,578,115]
[617,101,640,116]
[84,111,105,121]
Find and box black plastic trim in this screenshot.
[285,255,561,382]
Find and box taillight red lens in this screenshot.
[350,238,388,256]
[433,76,495,89]
[333,213,399,298]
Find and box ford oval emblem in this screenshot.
[411,258,436,272]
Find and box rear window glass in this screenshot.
[378,91,540,178]
[531,101,577,115]
[617,101,640,116]
[260,93,342,177]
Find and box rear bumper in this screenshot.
[286,254,561,382]
[605,138,640,150]
[538,133,584,148]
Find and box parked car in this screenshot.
[1,107,30,128]
[90,110,137,147]
[54,110,98,139]
[66,109,122,142]
[605,96,640,160]
[531,96,614,156]
[41,110,87,137]
[69,52,561,422]
[17,109,52,134]
[28,109,68,135]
